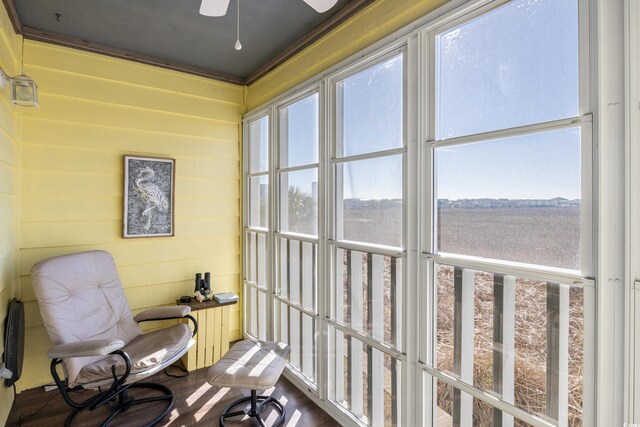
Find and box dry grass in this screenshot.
[436,266,584,426]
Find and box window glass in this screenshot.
[435,264,584,424]
[279,94,319,168]
[274,302,317,382]
[336,155,403,248]
[337,54,403,157]
[277,238,317,311]
[333,248,403,350]
[279,169,318,236]
[330,328,402,426]
[436,127,581,270]
[436,0,579,139]
[248,175,268,228]
[246,231,267,288]
[248,116,269,173]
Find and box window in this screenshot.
[244,114,269,341]
[336,54,403,157]
[334,54,404,249]
[434,264,584,424]
[436,127,581,270]
[329,52,405,426]
[424,0,590,425]
[275,92,320,385]
[242,0,592,425]
[435,0,579,140]
[248,116,269,230]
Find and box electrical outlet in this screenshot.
[0,363,13,380]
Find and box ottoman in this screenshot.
[208,340,290,426]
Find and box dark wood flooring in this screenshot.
[7,364,340,426]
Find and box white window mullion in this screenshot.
[316,77,328,399]
[267,106,276,342]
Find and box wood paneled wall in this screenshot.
[0,3,21,425]
[16,40,244,391]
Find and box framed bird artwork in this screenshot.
[123,155,175,238]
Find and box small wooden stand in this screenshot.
[177,297,237,371]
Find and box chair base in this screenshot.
[64,382,174,427]
[220,389,286,427]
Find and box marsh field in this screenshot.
[343,203,581,270]
[438,206,580,270]
[338,202,583,425]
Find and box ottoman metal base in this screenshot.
[220,390,286,427]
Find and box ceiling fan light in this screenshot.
[303,0,339,13]
[199,0,230,16]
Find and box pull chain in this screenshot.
[234,0,242,50]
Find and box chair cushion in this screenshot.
[31,250,141,386]
[207,340,290,390]
[76,323,192,385]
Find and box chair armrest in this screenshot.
[135,306,198,337]
[134,306,191,322]
[48,339,125,359]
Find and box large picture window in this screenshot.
[424,0,591,426]
[242,0,592,425]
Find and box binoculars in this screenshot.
[194,272,211,295]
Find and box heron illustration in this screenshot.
[135,166,169,231]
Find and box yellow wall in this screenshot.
[246,0,448,110]
[0,4,21,424]
[17,40,244,390]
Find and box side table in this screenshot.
[177,298,237,371]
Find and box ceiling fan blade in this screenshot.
[303,0,339,13]
[199,0,230,17]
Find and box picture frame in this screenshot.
[123,155,175,238]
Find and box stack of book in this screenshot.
[214,292,239,304]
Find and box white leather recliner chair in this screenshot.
[31,250,198,426]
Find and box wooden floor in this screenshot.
[7,365,339,427]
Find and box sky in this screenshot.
[251,0,580,202]
[436,0,580,200]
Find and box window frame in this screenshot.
[274,87,323,388]
[243,110,272,342]
[418,0,595,425]
[241,0,599,425]
[328,47,408,252]
[325,46,410,426]
[275,88,322,240]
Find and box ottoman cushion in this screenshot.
[208,340,290,390]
